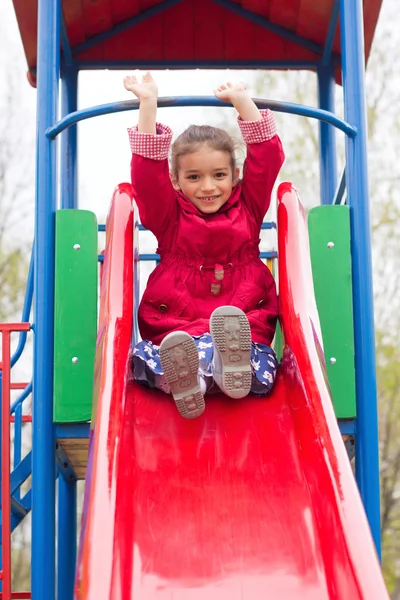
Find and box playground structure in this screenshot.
[0,0,388,598]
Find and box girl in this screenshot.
[125,73,285,419]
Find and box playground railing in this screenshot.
[0,323,32,600]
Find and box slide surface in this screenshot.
[74,183,388,599]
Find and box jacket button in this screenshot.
[257,299,265,307]
[159,303,168,313]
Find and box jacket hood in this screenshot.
[176,182,243,217]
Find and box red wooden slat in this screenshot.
[62,0,86,47]
[254,26,286,62]
[242,0,270,18]
[82,0,113,39]
[194,0,225,61]
[111,0,140,24]
[103,12,164,61]
[139,0,163,10]
[269,0,301,32]
[163,0,194,61]
[225,6,256,60]
[296,0,332,48]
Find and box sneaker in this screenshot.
[159,331,205,419]
[210,306,252,399]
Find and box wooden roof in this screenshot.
[12,0,383,80]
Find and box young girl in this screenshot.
[125,73,285,419]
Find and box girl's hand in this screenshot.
[124,72,158,101]
[214,81,248,103]
[215,81,261,121]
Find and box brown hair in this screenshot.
[171,125,237,180]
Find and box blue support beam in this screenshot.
[60,12,73,67]
[55,422,90,439]
[32,0,60,597]
[317,62,338,204]
[57,475,77,600]
[76,59,322,70]
[322,0,340,65]
[72,0,184,55]
[61,66,78,209]
[333,168,346,205]
[339,0,381,557]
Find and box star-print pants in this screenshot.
[132,333,278,396]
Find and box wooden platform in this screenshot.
[55,423,90,481]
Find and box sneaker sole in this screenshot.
[210,306,252,399]
[159,331,205,419]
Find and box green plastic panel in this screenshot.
[54,210,98,422]
[308,205,356,419]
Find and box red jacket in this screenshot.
[129,111,285,346]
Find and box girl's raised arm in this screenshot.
[215,82,284,226]
[124,73,177,241]
[124,72,158,134]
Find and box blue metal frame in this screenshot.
[60,12,73,67]
[322,0,340,65]
[76,60,323,70]
[339,0,381,557]
[46,97,357,139]
[57,475,77,600]
[333,169,346,205]
[32,0,60,597]
[61,67,78,209]
[56,60,79,598]
[317,62,338,204]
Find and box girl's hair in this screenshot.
[171,125,237,179]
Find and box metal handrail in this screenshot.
[46,97,357,139]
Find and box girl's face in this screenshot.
[172,146,239,214]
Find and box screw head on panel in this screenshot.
[327,242,334,249]
[73,243,81,251]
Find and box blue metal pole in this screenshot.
[57,475,77,600]
[61,66,78,209]
[339,0,381,556]
[13,404,22,501]
[317,62,338,205]
[32,0,60,597]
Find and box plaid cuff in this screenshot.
[127,123,173,160]
[238,109,277,144]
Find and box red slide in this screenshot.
[74,183,388,599]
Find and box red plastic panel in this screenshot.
[75,183,388,599]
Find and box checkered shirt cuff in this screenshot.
[127,123,173,160]
[238,109,277,143]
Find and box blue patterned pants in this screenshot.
[132,333,278,396]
